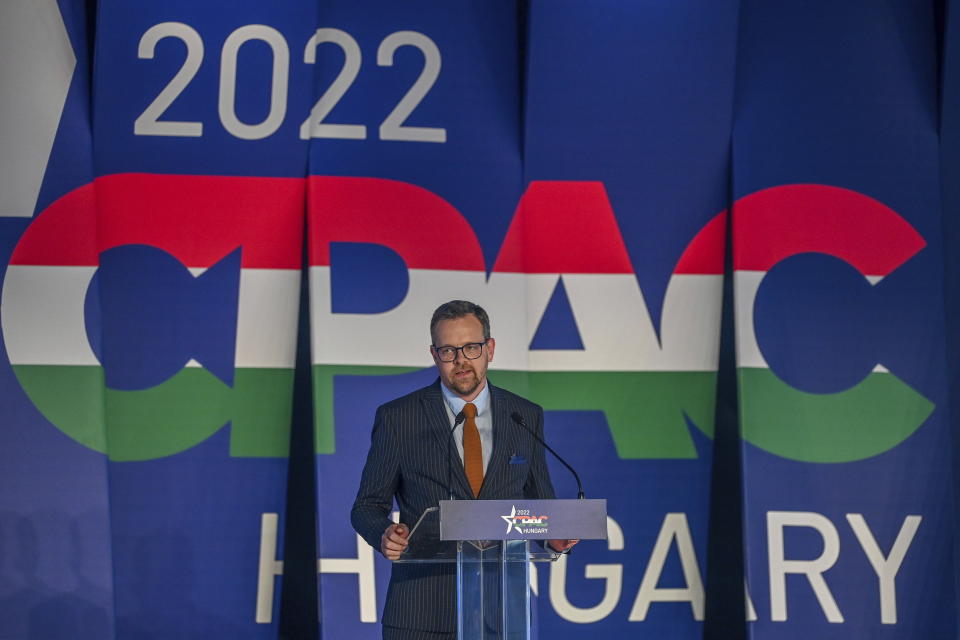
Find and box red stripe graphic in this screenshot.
[12,174,305,269]
[10,183,98,266]
[733,184,925,275]
[493,181,634,274]
[673,211,726,275]
[307,176,485,271]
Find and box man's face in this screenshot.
[430,314,496,401]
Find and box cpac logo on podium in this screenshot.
[1,175,931,462]
[501,505,550,535]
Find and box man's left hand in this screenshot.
[547,539,579,553]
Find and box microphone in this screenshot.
[447,410,466,500]
[511,411,585,499]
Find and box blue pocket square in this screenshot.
[509,454,528,465]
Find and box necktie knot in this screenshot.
[463,402,477,419]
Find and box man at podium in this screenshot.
[351,300,577,640]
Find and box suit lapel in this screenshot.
[421,380,472,498]
[479,384,512,499]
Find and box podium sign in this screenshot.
[440,499,607,541]
[394,499,608,639]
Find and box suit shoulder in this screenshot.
[375,382,436,415]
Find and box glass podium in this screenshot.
[395,499,607,640]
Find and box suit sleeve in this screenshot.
[351,405,400,551]
[523,405,557,500]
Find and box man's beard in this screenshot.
[450,368,482,396]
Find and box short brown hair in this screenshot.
[430,300,491,344]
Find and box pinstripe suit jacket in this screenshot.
[350,378,556,633]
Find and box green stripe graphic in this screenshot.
[313,365,717,459]
[13,365,293,461]
[738,367,933,462]
[21,364,925,463]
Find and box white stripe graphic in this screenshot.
[2,265,98,365]
[310,267,723,372]
[2,265,299,369]
[235,269,300,368]
[309,267,486,369]
[734,271,768,369]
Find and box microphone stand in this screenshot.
[447,411,465,500]
[511,411,585,499]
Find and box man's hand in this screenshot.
[547,539,579,553]
[381,523,410,560]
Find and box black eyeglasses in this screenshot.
[432,341,487,362]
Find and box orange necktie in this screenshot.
[462,402,483,497]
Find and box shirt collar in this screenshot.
[441,379,490,418]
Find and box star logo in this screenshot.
[501,505,523,534]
